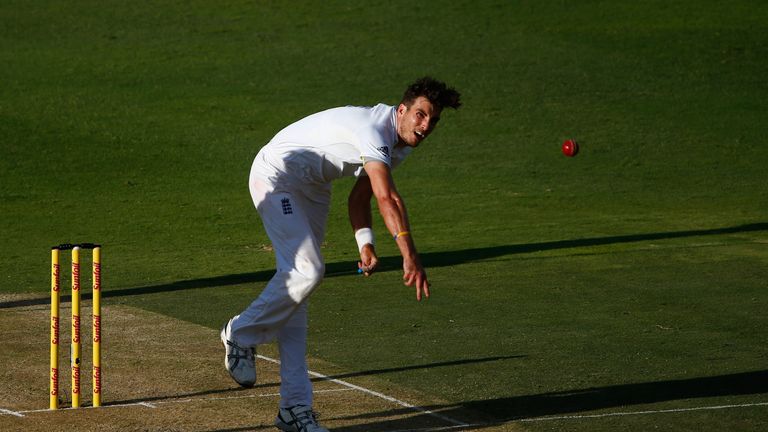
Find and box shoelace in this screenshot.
[287,408,321,431]
[226,340,254,365]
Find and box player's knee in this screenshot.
[294,260,324,288]
[286,264,323,303]
[302,262,325,286]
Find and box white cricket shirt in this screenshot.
[251,104,412,188]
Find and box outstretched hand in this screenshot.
[403,258,430,301]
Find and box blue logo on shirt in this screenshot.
[281,198,293,215]
[376,146,390,158]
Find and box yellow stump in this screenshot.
[50,248,60,410]
[92,246,102,407]
[71,246,81,408]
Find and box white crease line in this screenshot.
[517,401,768,422]
[0,408,24,417]
[381,401,768,432]
[16,402,156,415]
[389,424,485,432]
[7,388,353,415]
[258,354,468,427]
[6,390,768,429]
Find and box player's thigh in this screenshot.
[258,190,323,271]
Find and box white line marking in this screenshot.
[9,353,764,430]
[517,401,768,422]
[13,408,59,414]
[20,400,160,414]
[384,401,768,432]
[388,424,486,432]
[6,388,354,415]
[257,354,468,426]
[0,408,24,417]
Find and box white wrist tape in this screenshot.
[354,228,375,252]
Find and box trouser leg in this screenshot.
[277,303,312,408]
[273,185,329,408]
[230,183,327,347]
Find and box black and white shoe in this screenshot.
[275,405,329,432]
[220,319,256,387]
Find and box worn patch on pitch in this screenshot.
[0,299,521,431]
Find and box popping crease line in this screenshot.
[257,354,469,427]
[517,401,768,422]
[15,345,768,428]
[6,388,355,415]
[385,401,768,432]
[0,408,24,417]
[5,395,768,427]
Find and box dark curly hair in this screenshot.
[400,77,461,110]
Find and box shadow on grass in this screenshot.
[314,355,526,382]
[199,369,768,431]
[328,369,768,431]
[2,222,766,309]
[108,384,275,406]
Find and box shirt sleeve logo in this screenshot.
[376,146,390,158]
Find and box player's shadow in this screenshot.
[416,221,768,269]
[327,369,768,431]
[1,222,766,309]
[309,354,525,382]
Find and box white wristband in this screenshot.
[354,228,375,252]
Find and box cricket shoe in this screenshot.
[275,405,329,432]
[220,320,256,387]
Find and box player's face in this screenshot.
[396,96,442,147]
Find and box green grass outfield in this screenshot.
[2,1,768,430]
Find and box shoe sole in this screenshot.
[274,421,292,432]
[220,324,229,372]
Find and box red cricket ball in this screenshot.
[562,139,579,157]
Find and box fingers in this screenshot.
[416,275,430,301]
[403,272,430,301]
[358,260,378,277]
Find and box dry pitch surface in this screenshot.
[0,295,520,431]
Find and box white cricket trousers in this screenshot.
[229,176,330,408]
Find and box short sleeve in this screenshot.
[359,140,392,167]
